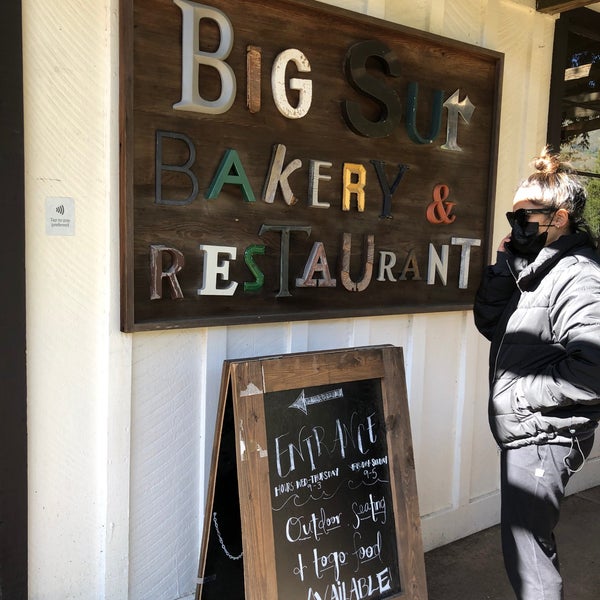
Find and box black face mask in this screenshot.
[506,221,548,258]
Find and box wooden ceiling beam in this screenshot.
[536,1,599,14]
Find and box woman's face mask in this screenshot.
[506,221,548,257]
[505,208,556,258]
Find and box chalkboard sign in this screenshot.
[196,346,427,600]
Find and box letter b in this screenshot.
[173,0,236,114]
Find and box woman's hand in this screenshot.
[498,234,511,252]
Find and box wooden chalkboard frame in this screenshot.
[197,345,427,600]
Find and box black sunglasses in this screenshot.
[506,208,555,227]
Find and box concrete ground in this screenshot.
[424,485,600,599]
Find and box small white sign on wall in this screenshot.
[46,196,75,236]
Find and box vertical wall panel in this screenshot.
[129,332,202,600]
[443,0,486,44]
[453,313,476,509]
[467,332,500,501]
[324,0,386,18]
[524,15,557,152]
[305,318,357,350]
[385,0,430,29]
[226,323,291,360]
[413,314,463,516]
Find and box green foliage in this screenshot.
[564,145,600,239]
[584,175,600,238]
[582,150,600,238]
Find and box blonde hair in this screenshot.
[514,146,588,232]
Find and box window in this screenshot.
[548,8,600,234]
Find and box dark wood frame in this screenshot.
[197,346,427,600]
[0,0,27,597]
[537,1,599,14]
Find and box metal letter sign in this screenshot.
[119,0,503,331]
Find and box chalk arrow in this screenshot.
[289,388,344,415]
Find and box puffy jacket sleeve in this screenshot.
[473,251,520,341]
[519,259,600,412]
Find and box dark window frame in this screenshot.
[547,7,600,179]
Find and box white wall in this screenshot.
[24,0,130,598]
[23,0,600,598]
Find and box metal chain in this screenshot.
[212,512,243,560]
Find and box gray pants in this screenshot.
[500,437,594,600]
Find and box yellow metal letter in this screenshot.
[342,163,366,212]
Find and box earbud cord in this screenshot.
[564,435,586,475]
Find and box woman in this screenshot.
[474,147,600,599]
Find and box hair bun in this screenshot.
[534,146,573,175]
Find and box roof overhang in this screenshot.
[537,1,599,14]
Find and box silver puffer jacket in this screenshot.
[474,232,600,448]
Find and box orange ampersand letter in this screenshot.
[426,184,456,224]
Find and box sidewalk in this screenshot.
[424,485,600,599]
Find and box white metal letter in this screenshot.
[452,237,481,289]
[441,89,475,152]
[271,49,312,119]
[198,244,238,296]
[173,0,236,114]
[377,251,397,282]
[427,243,449,286]
[308,160,332,208]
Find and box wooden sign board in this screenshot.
[197,346,427,600]
[119,0,503,331]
